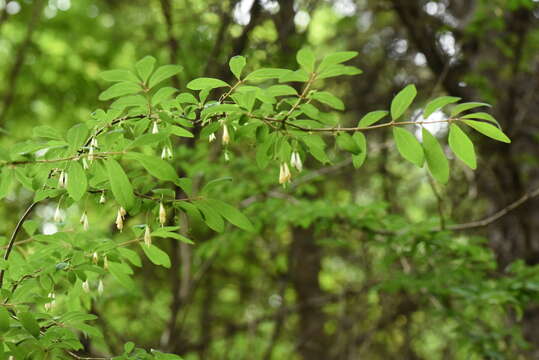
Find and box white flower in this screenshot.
[88,146,95,162]
[278,162,292,184]
[99,192,106,204]
[144,225,152,247]
[159,202,166,226]
[103,256,109,271]
[44,292,56,311]
[224,151,230,162]
[82,280,90,293]
[80,212,89,231]
[53,205,63,223]
[119,207,127,217]
[209,133,216,142]
[92,252,99,264]
[115,210,124,232]
[98,280,104,296]
[58,171,67,188]
[290,152,303,172]
[161,146,173,160]
[222,125,230,145]
[151,121,159,134]
[90,137,98,147]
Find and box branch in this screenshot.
[445,186,539,231]
[0,202,38,288]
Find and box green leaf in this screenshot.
[108,262,135,289]
[311,91,345,110]
[229,56,246,79]
[461,112,499,126]
[19,312,40,338]
[170,126,194,138]
[278,69,309,82]
[152,228,194,244]
[100,69,140,83]
[462,120,511,143]
[352,132,367,169]
[450,102,491,117]
[392,127,424,167]
[67,161,87,201]
[151,87,177,106]
[358,110,388,127]
[187,77,229,90]
[245,68,290,81]
[125,153,177,182]
[141,244,171,268]
[336,133,361,154]
[110,95,147,110]
[266,85,297,97]
[317,64,362,79]
[297,48,316,73]
[0,168,12,200]
[318,51,358,72]
[66,123,89,153]
[423,96,461,118]
[391,84,417,121]
[448,124,476,169]
[118,247,142,267]
[135,56,156,83]
[128,133,166,149]
[0,307,10,333]
[33,125,63,140]
[148,65,182,89]
[206,199,254,232]
[422,128,449,183]
[99,82,142,101]
[194,200,224,232]
[105,159,135,210]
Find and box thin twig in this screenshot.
[0,202,37,288]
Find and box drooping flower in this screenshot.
[152,121,159,134]
[222,125,230,145]
[209,133,216,142]
[159,202,166,226]
[278,163,292,184]
[144,225,152,247]
[98,279,104,296]
[54,205,63,223]
[82,280,90,293]
[290,151,303,172]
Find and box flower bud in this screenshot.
[58,171,67,188]
[92,252,99,264]
[99,191,106,204]
[144,225,152,247]
[209,133,216,142]
[54,205,63,223]
[115,210,124,232]
[103,256,109,271]
[44,292,56,311]
[152,121,159,134]
[82,280,90,293]
[222,125,230,145]
[224,151,230,162]
[278,163,291,184]
[88,146,95,162]
[80,212,89,231]
[98,279,104,296]
[159,202,166,226]
[291,151,303,172]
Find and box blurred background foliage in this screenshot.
[1,0,539,359]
